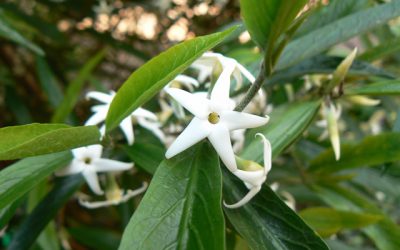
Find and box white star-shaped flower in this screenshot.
[85,91,164,145]
[165,63,269,171]
[191,52,255,87]
[224,133,272,208]
[56,145,133,195]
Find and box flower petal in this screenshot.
[85,145,103,159]
[222,111,269,131]
[174,74,199,88]
[55,160,85,176]
[236,63,255,83]
[208,125,237,171]
[165,117,211,158]
[233,169,266,187]
[223,185,261,209]
[92,158,133,172]
[132,108,158,121]
[165,88,210,119]
[119,116,134,145]
[86,91,113,104]
[210,62,235,108]
[82,169,104,195]
[137,117,166,143]
[85,110,106,126]
[256,133,272,173]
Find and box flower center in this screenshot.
[84,157,92,164]
[208,112,220,124]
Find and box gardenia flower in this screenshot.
[224,133,271,208]
[56,145,133,195]
[85,91,164,145]
[165,63,269,171]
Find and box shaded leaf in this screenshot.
[35,56,63,108]
[344,81,400,96]
[359,37,400,61]
[277,1,400,70]
[123,143,165,175]
[0,151,71,210]
[0,123,100,160]
[299,207,382,237]
[119,142,224,250]
[68,226,120,250]
[310,133,400,173]
[0,198,24,229]
[106,27,237,132]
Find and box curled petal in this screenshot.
[82,169,104,195]
[166,88,210,119]
[174,74,199,88]
[224,185,261,209]
[208,125,237,172]
[119,116,134,145]
[256,133,272,173]
[137,117,166,143]
[92,158,133,172]
[233,169,266,187]
[165,118,211,158]
[222,111,269,131]
[236,63,255,83]
[132,108,158,121]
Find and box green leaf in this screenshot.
[0,123,100,160]
[241,101,321,162]
[51,49,105,123]
[123,143,165,175]
[0,10,44,56]
[310,132,400,173]
[315,183,400,250]
[239,0,307,51]
[8,175,84,250]
[223,173,329,250]
[119,142,224,250]
[359,37,400,61]
[68,226,120,250]
[0,151,71,210]
[299,207,382,237]
[0,198,24,229]
[106,27,237,132]
[277,1,400,70]
[269,55,395,86]
[35,56,63,108]
[344,81,400,96]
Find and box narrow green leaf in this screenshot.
[35,56,63,108]
[299,207,382,237]
[223,173,329,250]
[8,175,84,250]
[315,184,400,250]
[241,101,321,163]
[310,132,400,173]
[119,142,224,250]
[51,49,105,123]
[0,124,100,160]
[0,11,44,55]
[106,27,237,132]
[359,37,400,61]
[68,226,120,250]
[277,1,400,70]
[0,198,24,229]
[344,81,400,96]
[123,143,165,175]
[0,151,71,210]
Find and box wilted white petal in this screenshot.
[82,169,104,195]
[86,91,113,104]
[92,158,133,172]
[165,118,211,158]
[119,116,134,145]
[166,88,210,119]
[224,186,261,209]
[222,111,269,131]
[208,125,237,171]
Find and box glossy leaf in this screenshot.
[51,49,105,123]
[106,27,237,131]
[315,183,400,250]
[344,81,400,96]
[0,151,71,210]
[223,172,329,250]
[8,175,84,250]
[241,101,321,162]
[299,207,382,237]
[123,143,165,175]
[310,133,400,173]
[0,123,100,160]
[119,142,224,250]
[277,1,400,70]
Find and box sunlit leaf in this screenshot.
[119,142,224,250]
[106,27,237,132]
[0,123,100,160]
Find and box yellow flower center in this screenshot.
[208,112,220,124]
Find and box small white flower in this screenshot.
[165,65,269,172]
[224,133,271,209]
[56,145,133,195]
[79,182,148,209]
[85,91,164,145]
[191,52,255,87]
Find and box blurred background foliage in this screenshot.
[1,0,400,249]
